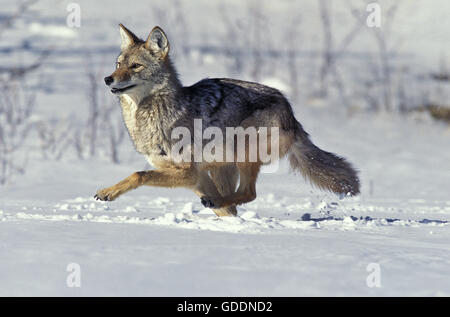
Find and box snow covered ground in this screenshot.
[1,0,450,296]
[1,111,449,296]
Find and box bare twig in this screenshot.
[0,80,36,184]
[0,0,39,39]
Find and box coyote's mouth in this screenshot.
[111,84,137,94]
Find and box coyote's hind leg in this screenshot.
[208,165,239,216]
[193,169,236,217]
[201,163,261,209]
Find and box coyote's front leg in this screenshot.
[94,168,197,201]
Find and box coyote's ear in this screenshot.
[119,23,139,50]
[145,26,169,59]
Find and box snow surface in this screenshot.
[2,112,450,296]
[1,0,450,296]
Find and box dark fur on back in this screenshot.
[182,78,298,130]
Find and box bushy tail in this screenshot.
[288,124,360,196]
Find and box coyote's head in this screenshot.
[105,24,177,98]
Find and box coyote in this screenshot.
[94,24,360,216]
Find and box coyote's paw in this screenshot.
[200,196,223,209]
[94,187,120,202]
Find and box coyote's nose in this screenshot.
[104,76,113,86]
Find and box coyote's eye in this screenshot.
[130,63,143,70]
